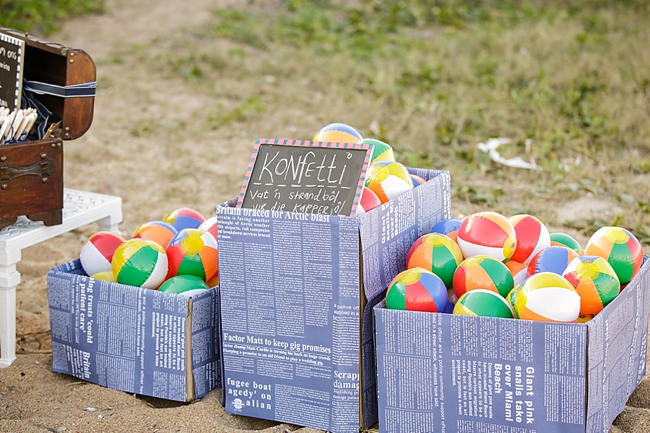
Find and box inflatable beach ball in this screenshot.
[513,272,580,323]
[508,214,550,265]
[563,256,620,315]
[407,233,463,289]
[166,229,218,281]
[550,232,582,253]
[112,239,168,289]
[133,220,178,249]
[163,207,205,232]
[453,290,514,318]
[159,275,209,295]
[506,285,522,318]
[362,138,395,164]
[584,226,643,285]
[431,218,462,243]
[385,268,449,312]
[452,255,514,299]
[316,122,362,143]
[527,246,578,277]
[365,161,413,204]
[80,231,126,276]
[457,212,516,262]
[91,271,115,282]
[356,187,381,215]
[199,216,219,242]
[505,260,528,287]
[410,174,426,187]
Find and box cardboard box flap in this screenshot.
[584,257,649,432]
[358,170,450,301]
[0,27,95,140]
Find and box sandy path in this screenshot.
[0,0,648,432]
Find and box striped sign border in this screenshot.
[236,138,372,216]
[0,32,24,111]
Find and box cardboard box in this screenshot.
[216,168,451,433]
[375,258,649,433]
[47,259,221,402]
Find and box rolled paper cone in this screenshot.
[10,110,24,139]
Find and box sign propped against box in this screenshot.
[0,31,24,111]
[237,138,372,216]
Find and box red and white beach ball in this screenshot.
[457,211,517,262]
[508,214,550,265]
[80,231,125,276]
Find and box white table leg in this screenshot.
[0,260,20,368]
[97,210,123,235]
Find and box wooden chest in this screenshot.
[0,28,95,230]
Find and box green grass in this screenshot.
[0,0,103,34]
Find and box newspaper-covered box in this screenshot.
[46,259,221,402]
[216,169,451,432]
[375,257,649,433]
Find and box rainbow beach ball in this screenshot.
[457,212,516,262]
[385,268,448,312]
[550,232,581,253]
[133,220,178,249]
[514,272,580,323]
[506,285,522,318]
[80,231,125,276]
[317,123,362,143]
[159,275,209,295]
[112,239,168,289]
[585,226,643,285]
[91,271,115,282]
[199,216,219,242]
[508,214,550,264]
[163,207,205,232]
[362,138,395,164]
[452,255,514,299]
[410,174,426,187]
[527,246,578,277]
[431,219,462,242]
[356,187,382,215]
[365,161,413,204]
[406,233,463,288]
[562,256,620,315]
[453,290,514,318]
[166,229,218,281]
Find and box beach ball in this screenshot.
[159,275,209,295]
[163,207,205,232]
[505,260,528,286]
[356,187,381,215]
[508,214,550,264]
[527,246,578,276]
[199,216,219,242]
[206,273,219,288]
[562,256,620,315]
[80,231,126,277]
[584,226,643,285]
[112,239,168,289]
[385,268,448,312]
[576,315,594,323]
[457,212,516,262]
[166,229,219,281]
[91,271,115,282]
[506,285,522,318]
[365,161,413,204]
[513,272,580,322]
[550,232,582,253]
[410,174,426,187]
[362,138,395,164]
[453,290,514,318]
[431,218,462,243]
[406,233,463,289]
[452,255,514,299]
[133,220,178,249]
[316,122,362,143]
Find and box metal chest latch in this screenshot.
[0,153,55,190]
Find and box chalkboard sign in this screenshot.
[237,138,372,216]
[0,32,24,111]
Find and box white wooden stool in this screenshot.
[0,189,122,367]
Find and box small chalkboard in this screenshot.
[0,32,24,111]
[237,138,372,216]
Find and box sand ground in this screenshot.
[0,1,648,432]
